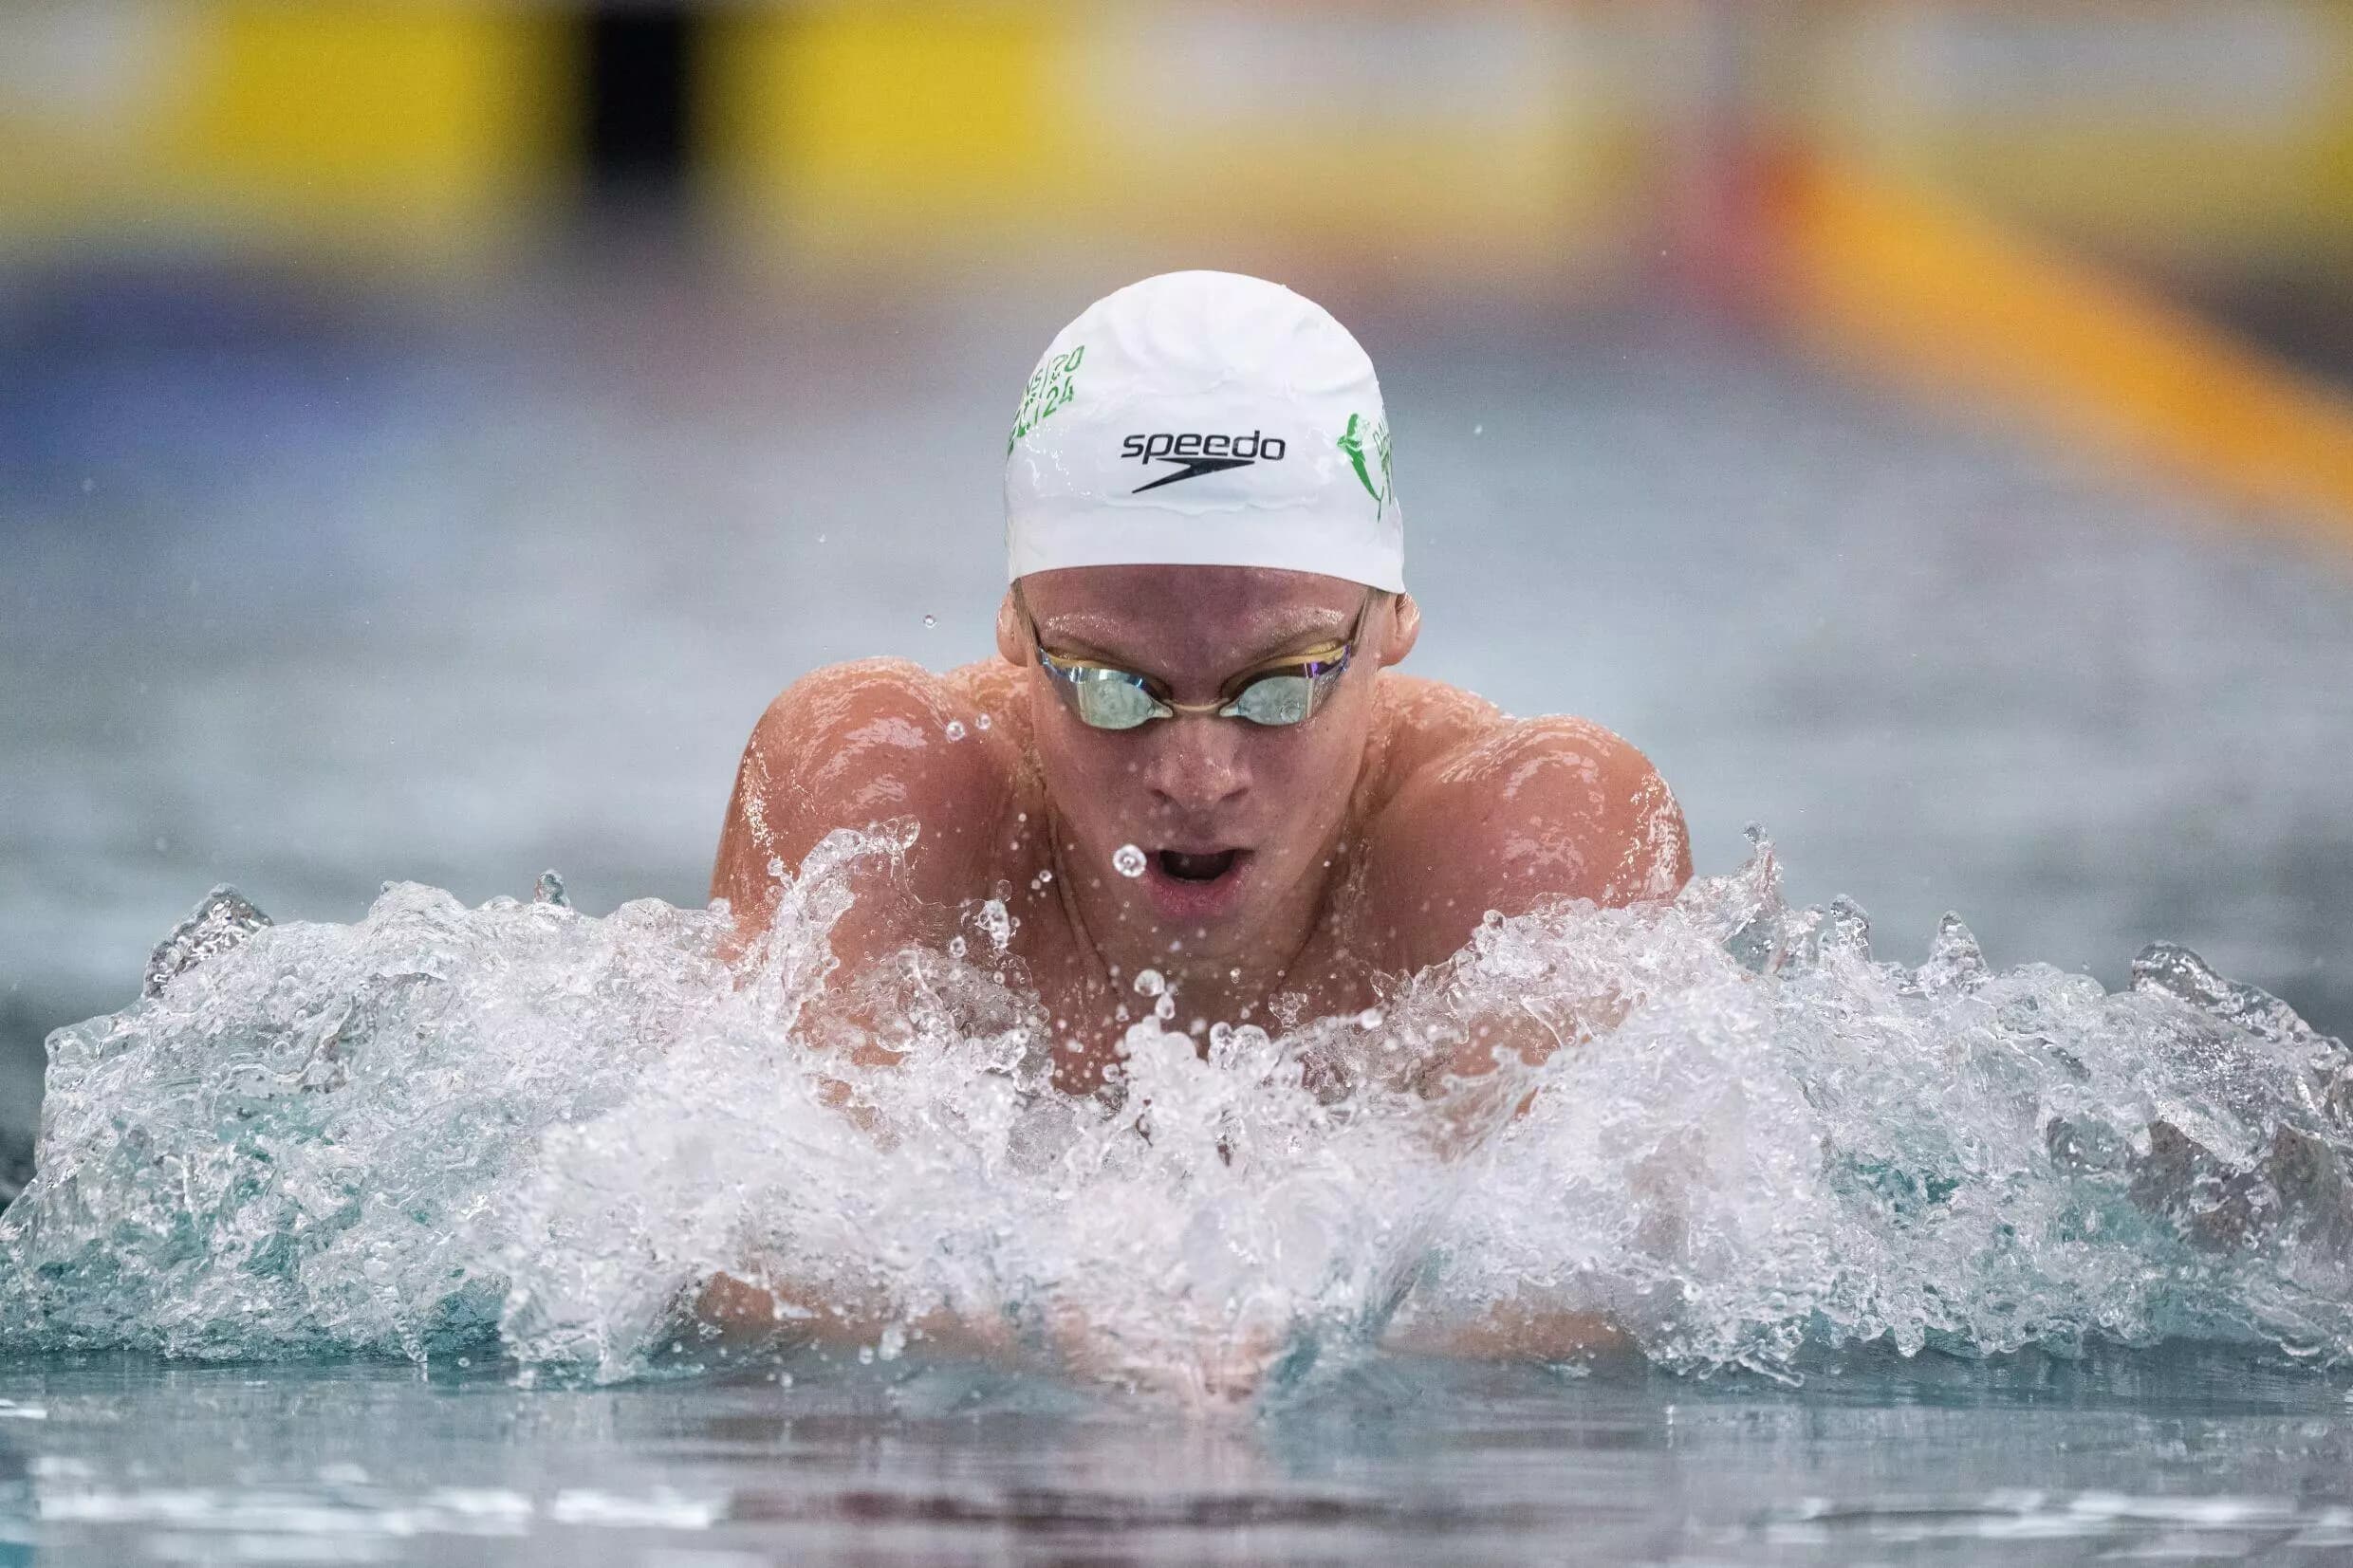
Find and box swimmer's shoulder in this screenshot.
[1369,672,1509,781]
[1362,690,1692,969]
[716,659,1024,905]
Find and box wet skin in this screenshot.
[711,564,1692,1094]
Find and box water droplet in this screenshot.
[1473,423,1484,435]
[1153,994,1176,1021]
[975,899,1012,953]
[1357,1008,1385,1029]
[1112,843,1147,878]
[815,532,827,544]
[1133,968,1165,997]
[766,856,786,880]
[922,614,937,629]
[1229,968,1242,981]
[948,935,968,959]
[944,720,966,741]
[973,713,991,729]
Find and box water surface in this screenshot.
[4,1345,2350,1565]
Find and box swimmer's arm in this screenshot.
[1368,717,1690,1074]
[710,659,1009,960]
[688,1269,1015,1360]
[690,1275,1275,1400]
[691,669,1019,1353]
[1382,1302,1632,1365]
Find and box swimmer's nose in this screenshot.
[1140,721,1249,816]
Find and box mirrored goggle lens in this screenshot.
[1064,672,1165,730]
[1223,673,1316,726]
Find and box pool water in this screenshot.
[5,1344,2351,1565]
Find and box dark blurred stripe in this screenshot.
[584,8,697,199]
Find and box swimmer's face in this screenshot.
[998,564,1418,960]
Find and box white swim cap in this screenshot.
[1004,270,1403,592]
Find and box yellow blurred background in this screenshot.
[4,1,2349,293]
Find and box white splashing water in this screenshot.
[4,829,2348,1398]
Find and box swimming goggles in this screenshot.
[1027,594,1368,730]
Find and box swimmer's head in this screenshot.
[997,275,1416,959]
[1003,270,1403,593]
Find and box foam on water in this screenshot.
[4,830,2349,1399]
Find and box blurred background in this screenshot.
[3,1,2349,1165]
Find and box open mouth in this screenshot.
[1157,848,1242,882]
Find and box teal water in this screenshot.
[4,1345,2351,1564]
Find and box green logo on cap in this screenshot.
[1008,343,1084,453]
[1338,413,1392,514]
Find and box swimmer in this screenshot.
[701,272,1688,1380]
[712,269,1690,1094]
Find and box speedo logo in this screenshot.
[1121,431,1288,493]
